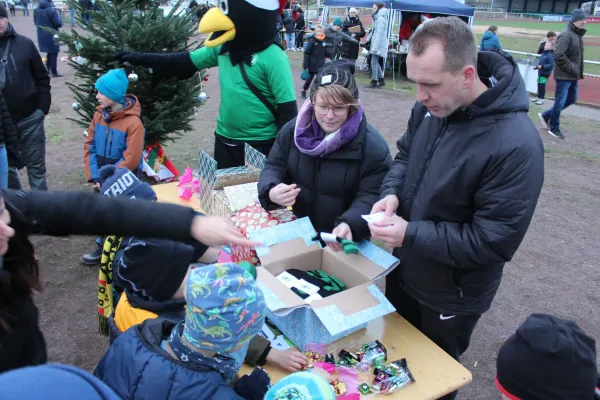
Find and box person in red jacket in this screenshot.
[399,13,421,41]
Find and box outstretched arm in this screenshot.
[114,51,203,81]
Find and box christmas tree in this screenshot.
[57,0,205,145]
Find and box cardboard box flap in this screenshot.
[250,217,320,260]
[256,268,306,313]
[311,284,396,336]
[328,241,400,281]
[196,144,266,188]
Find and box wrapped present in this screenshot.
[196,144,266,217]
[142,143,180,183]
[230,202,296,265]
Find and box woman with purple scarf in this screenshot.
[258,61,392,250]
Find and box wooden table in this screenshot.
[153,182,203,212]
[155,182,472,398]
[239,313,472,399]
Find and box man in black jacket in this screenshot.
[0,7,50,191]
[369,17,544,399]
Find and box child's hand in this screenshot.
[267,349,308,372]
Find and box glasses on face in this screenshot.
[313,103,349,115]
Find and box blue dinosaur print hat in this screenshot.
[183,263,266,353]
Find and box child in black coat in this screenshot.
[302,25,333,98]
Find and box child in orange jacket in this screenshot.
[82,69,144,265]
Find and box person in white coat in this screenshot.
[366,2,389,88]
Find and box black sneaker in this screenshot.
[377,78,386,87]
[301,90,306,99]
[366,80,378,88]
[548,128,564,139]
[81,247,103,265]
[538,112,550,130]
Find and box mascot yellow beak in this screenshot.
[199,7,236,47]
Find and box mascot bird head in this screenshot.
[199,0,287,64]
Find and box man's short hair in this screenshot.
[409,16,478,73]
[374,2,385,9]
[547,30,556,38]
[488,25,498,32]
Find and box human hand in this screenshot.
[351,33,356,38]
[190,216,261,248]
[329,222,352,252]
[267,349,308,372]
[369,215,408,249]
[370,195,399,217]
[269,183,301,207]
[0,199,15,256]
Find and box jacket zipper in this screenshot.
[311,159,322,218]
[406,118,448,217]
[103,121,111,162]
[108,123,114,160]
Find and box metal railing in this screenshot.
[500,48,600,78]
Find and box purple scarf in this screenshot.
[294,99,363,157]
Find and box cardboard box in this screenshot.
[196,144,266,217]
[249,217,400,350]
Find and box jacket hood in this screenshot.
[96,94,141,121]
[568,22,586,37]
[373,8,389,20]
[457,51,529,119]
[0,23,17,39]
[137,319,213,373]
[482,31,495,40]
[39,0,52,8]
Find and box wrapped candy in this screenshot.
[372,358,415,395]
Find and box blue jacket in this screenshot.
[537,49,555,78]
[480,31,501,51]
[94,319,244,400]
[33,0,62,53]
[84,95,145,182]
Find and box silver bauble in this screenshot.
[53,34,60,42]
[128,72,139,83]
[197,92,208,103]
[72,102,82,111]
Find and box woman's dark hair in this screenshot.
[374,2,385,9]
[0,198,41,330]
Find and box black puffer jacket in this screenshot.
[303,37,333,73]
[341,15,366,60]
[0,92,22,169]
[0,24,51,122]
[381,52,544,315]
[0,190,197,373]
[258,114,392,240]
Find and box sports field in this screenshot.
[473,19,600,36]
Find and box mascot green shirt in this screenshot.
[190,44,295,141]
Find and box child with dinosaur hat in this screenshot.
[94,262,271,399]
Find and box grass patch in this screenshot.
[474,33,600,75]
[473,20,600,36]
[45,123,70,144]
[545,146,600,162]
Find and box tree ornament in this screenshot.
[128,72,139,82]
[72,102,82,111]
[203,76,209,82]
[74,56,88,65]
[53,34,60,42]
[197,92,208,103]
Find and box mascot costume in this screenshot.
[115,0,297,168]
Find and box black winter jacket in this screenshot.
[341,15,366,60]
[303,36,333,73]
[0,92,22,168]
[258,114,392,240]
[554,23,586,80]
[0,24,51,122]
[381,52,544,315]
[0,189,197,373]
[295,13,305,31]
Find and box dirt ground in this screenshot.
[10,14,600,400]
